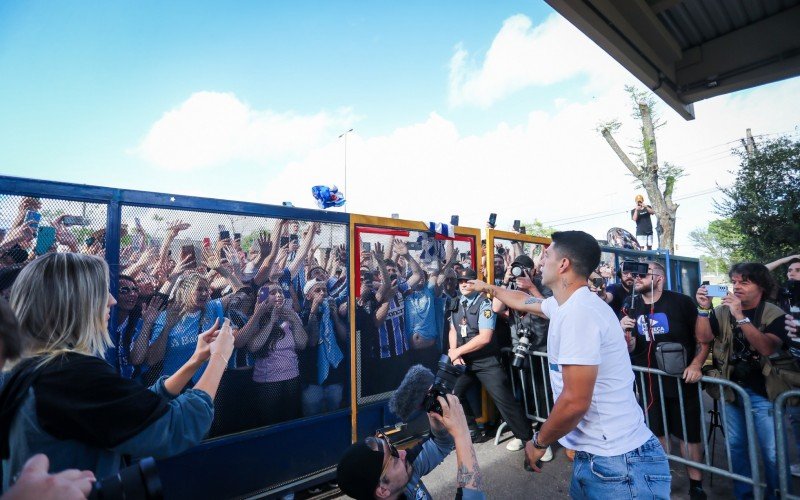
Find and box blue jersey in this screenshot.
[378,282,410,358]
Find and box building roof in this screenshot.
[545,0,800,119]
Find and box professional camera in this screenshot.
[422,355,467,415]
[621,260,649,277]
[508,262,527,281]
[89,457,162,500]
[511,323,531,369]
[779,280,800,308]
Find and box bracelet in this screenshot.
[532,431,548,450]
[697,306,711,313]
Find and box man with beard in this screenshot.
[619,261,708,499]
[602,262,636,319]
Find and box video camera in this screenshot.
[89,457,162,500]
[422,355,467,416]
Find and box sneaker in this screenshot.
[688,485,707,500]
[506,438,524,451]
[792,463,800,478]
[541,446,554,462]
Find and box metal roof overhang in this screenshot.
[545,0,800,120]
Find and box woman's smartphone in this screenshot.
[181,244,197,268]
[35,227,57,255]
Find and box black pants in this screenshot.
[454,355,532,441]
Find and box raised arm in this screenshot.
[394,239,423,288]
[470,279,545,317]
[765,254,800,271]
[287,222,318,278]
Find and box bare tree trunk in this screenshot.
[600,100,678,252]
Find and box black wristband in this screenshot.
[532,431,547,450]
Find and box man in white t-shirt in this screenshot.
[471,230,670,499]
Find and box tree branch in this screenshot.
[600,128,642,177]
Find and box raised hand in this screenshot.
[392,239,409,256]
[202,246,222,270]
[166,220,190,237]
[210,318,235,363]
[257,230,272,256]
[141,296,166,324]
[193,318,221,363]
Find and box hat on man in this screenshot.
[337,442,384,500]
[456,267,478,281]
[512,255,534,269]
[635,194,644,202]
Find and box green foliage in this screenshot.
[521,219,557,238]
[716,134,800,262]
[240,229,269,253]
[689,218,747,273]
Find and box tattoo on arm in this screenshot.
[456,447,484,490]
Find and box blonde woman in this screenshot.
[131,271,225,384]
[0,253,233,487]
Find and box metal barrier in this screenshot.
[499,350,766,498]
[775,389,800,499]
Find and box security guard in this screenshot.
[448,268,533,458]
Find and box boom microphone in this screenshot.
[388,364,435,422]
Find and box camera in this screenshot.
[422,355,466,415]
[621,260,649,277]
[89,457,162,500]
[511,324,531,369]
[510,262,526,281]
[779,280,800,308]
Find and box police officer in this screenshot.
[448,268,533,460]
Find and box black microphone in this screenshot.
[388,364,435,422]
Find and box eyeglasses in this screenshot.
[119,286,139,295]
[376,430,399,458]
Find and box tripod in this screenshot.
[707,398,725,487]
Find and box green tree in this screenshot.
[598,86,684,252]
[716,134,800,262]
[688,218,746,274]
[521,219,557,238]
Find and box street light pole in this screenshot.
[338,128,353,212]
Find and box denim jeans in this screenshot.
[570,435,671,499]
[724,387,781,499]
[301,383,343,416]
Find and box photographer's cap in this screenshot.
[457,268,477,281]
[635,194,644,202]
[337,442,383,500]
[512,255,534,268]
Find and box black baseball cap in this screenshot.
[512,255,534,268]
[337,442,383,499]
[457,267,478,281]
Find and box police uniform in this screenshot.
[451,270,532,442]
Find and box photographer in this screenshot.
[337,393,484,500]
[491,255,553,458]
[631,195,655,250]
[696,263,789,499]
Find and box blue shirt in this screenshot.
[150,299,225,383]
[404,282,438,342]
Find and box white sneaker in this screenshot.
[541,446,554,462]
[506,438,524,451]
[792,463,800,478]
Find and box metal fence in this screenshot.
[497,351,767,498]
[776,390,800,499]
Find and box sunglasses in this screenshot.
[376,430,399,458]
[119,286,139,295]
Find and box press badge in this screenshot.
[460,318,468,338]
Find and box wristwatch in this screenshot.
[736,317,751,326]
[532,431,547,450]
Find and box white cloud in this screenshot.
[448,14,629,108]
[134,91,352,170]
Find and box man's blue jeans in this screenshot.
[570,435,671,499]
[724,387,781,499]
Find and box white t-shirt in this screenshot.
[541,286,652,456]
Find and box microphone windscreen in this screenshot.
[388,364,435,422]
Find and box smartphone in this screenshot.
[706,284,728,298]
[513,220,521,232]
[234,233,241,241]
[519,226,526,234]
[280,236,290,247]
[202,237,212,248]
[61,215,90,226]
[35,227,56,255]
[361,241,371,252]
[219,230,230,241]
[181,244,197,269]
[406,241,422,251]
[450,215,459,226]
[24,210,41,231]
[488,213,497,228]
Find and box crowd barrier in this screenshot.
[776,389,800,499]
[500,350,772,497]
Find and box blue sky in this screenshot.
[1,1,798,254]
